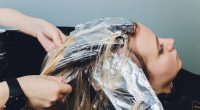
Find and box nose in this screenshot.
[165,38,175,52]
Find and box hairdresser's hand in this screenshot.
[17,75,72,109]
[20,18,66,52]
[0,9,66,52]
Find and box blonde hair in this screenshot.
[41,36,129,110]
[40,19,149,110]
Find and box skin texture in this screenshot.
[129,23,182,93]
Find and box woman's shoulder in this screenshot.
[158,69,200,110]
[174,68,200,85]
[173,68,200,97]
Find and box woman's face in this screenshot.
[129,23,182,89]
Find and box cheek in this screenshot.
[160,57,177,75]
[148,55,178,82]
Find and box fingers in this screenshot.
[58,29,67,43]
[47,76,72,94]
[51,76,72,94]
[37,34,56,52]
[47,28,66,48]
[51,31,63,47]
[29,98,57,109]
[28,18,67,52]
[42,28,66,51]
[52,29,67,47]
[23,75,72,109]
[59,83,72,94]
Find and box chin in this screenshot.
[176,53,182,70]
[177,59,182,70]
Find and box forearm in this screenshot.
[0,81,9,109]
[0,8,40,36]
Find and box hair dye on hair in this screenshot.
[41,17,163,110]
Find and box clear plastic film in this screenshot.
[49,17,163,110]
[92,54,163,110]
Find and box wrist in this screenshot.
[17,76,35,99]
[4,78,28,110]
[0,81,9,107]
[17,77,29,98]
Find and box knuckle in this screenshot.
[50,95,59,102]
[54,85,61,92]
[44,102,52,108]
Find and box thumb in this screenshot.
[59,83,72,94]
[47,76,72,94]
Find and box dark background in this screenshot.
[0,27,74,82]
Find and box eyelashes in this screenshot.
[159,43,164,54]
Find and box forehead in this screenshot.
[136,23,155,38]
[134,23,158,61]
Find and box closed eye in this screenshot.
[159,44,164,54]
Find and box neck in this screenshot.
[153,82,173,94]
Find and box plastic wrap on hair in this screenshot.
[53,17,132,74]
[52,17,163,109]
[108,24,135,36]
[91,54,163,109]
